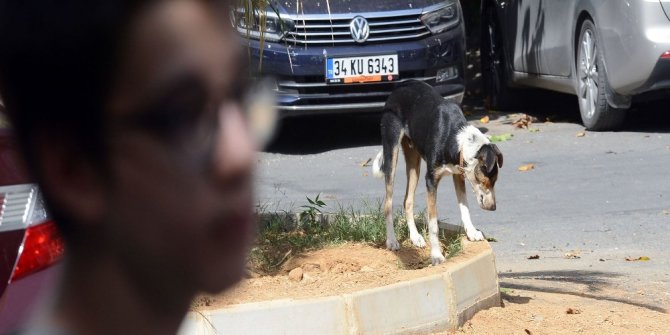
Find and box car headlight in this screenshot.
[421,1,460,34]
[232,9,291,42]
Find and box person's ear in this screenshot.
[35,132,107,225]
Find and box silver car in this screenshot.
[481,0,670,130]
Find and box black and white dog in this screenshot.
[372,81,503,265]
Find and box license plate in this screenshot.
[326,55,399,84]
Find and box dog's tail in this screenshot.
[372,150,385,179]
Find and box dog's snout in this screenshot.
[481,202,496,211]
[478,191,496,211]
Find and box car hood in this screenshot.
[274,0,445,15]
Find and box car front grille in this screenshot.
[285,13,430,46]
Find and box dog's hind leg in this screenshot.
[380,112,403,251]
[425,171,446,265]
[401,137,426,248]
[453,174,485,241]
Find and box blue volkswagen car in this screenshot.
[232,0,466,116]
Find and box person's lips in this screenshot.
[209,193,255,246]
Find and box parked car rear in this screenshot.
[232,0,467,116]
[0,103,64,333]
[481,0,670,130]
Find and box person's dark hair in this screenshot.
[0,1,143,242]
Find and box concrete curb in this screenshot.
[179,243,500,335]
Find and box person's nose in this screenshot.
[212,102,255,185]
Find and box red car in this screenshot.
[0,103,64,333]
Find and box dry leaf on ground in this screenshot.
[480,115,490,124]
[527,255,540,260]
[518,164,535,172]
[512,114,537,129]
[566,308,582,315]
[576,132,586,137]
[625,256,651,261]
[564,252,581,259]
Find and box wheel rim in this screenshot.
[578,29,599,119]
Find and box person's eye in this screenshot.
[137,81,208,138]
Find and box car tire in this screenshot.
[576,20,626,131]
[481,5,519,111]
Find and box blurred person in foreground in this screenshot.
[0,0,264,334]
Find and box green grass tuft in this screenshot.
[250,199,464,274]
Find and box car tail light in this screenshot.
[661,51,670,59]
[10,220,64,281]
[0,184,64,282]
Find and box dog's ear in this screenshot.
[491,144,503,168]
[477,146,497,174]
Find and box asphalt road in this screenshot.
[256,97,670,311]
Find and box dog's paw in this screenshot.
[410,233,427,248]
[386,238,400,251]
[466,229,485,241]
[431,251,446,265]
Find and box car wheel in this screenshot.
[481,5,518,111]
[576,20,626,131]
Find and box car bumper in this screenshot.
[245,23,465,116]
[632,58,670,101]
[598,1,670,95]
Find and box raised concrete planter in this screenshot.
[179,242,500,335]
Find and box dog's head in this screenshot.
[461,143,503,211]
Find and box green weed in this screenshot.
[250,198,464,274]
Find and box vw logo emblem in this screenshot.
[350,16,370,43]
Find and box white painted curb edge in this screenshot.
[178,243,500,335]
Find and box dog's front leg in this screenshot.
[426,173,445,265]
[453,174,485,241]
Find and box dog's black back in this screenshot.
[384,80,468,167]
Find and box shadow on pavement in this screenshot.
[265,113,381,155]
[465,91,670,133]
[265,94,669,155]
[624,100,670,133]
[499,270,667,313]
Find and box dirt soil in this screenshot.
[195,241,669,334]
[438,288,670,335]
[196,240,487,309]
